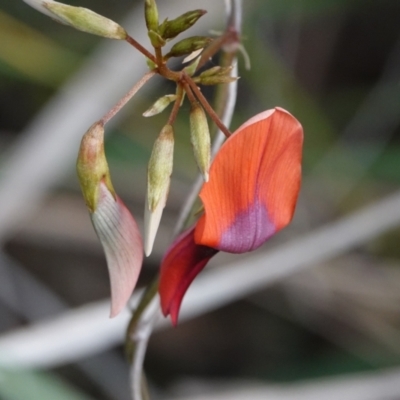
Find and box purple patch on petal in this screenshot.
[218,198,276,253]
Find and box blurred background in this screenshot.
[1,0,400,399]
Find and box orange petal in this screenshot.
[195,107,303,253]
[91,182,144,317]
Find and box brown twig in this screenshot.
[101,70,156,125]
[126,35,157,64]
[183,76,232,138]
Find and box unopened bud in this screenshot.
[199,66,232,78]
[199,66,222,77]
[24,0,127,39]
[144,0,159,32]
[159,9,207,40]
[148,29,166,48]
[196,66,237,85]
[199,75,239,86]
[143,95,177,117]
[144,125,174,255]
[166,36,212,58]
[190,104,211,181]
[76,122,115,212]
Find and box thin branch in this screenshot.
[128,297,160,400]
[101,70,156,125]
[125,35,157,63]
[184,77,232,138]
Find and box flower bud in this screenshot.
[199,75,239,86]
[24,0,127,39]
[199,66,232,78]
[159,9,207,40]
[143,94,177,117]
[166,36,213,58]
[148,30,166,48]
[76,122,114,212]
[199,66,222,77]
[144,125,174,256]
[190,104,211,181]
[144,0,159,33]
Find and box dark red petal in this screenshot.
[159,227,218,325]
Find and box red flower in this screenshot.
[159,108,303,325]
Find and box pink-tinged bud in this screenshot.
[143,95,177,117]
[77,122,144,317]
[190,103,211,182]
[23,0,127,39]
[144,125,174,256]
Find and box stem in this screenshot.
[126,2,242,398]
[184,76,232,138]
[125,278,159,362]
[101,70,156,125]
[167,84,184,125]
[126,279,160,400]
[126,35,157,64]
[155,47,163,66]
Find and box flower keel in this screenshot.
[92,182,144,317]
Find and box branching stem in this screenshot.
[184,76,232,138]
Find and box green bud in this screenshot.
[145,125,174,256]
[198,66,223,78]
[190,104,211,181]
[159,9,207,40]
[199,66,233,78]
[144,0,159,32]
[199,75,239,86]
[166,36,212,58]
[148,29,166,48]
[33,0,128,39]
[147,125,174,211]
[196,66,237,85]
[143,95,177,117]
[76,122,115,213]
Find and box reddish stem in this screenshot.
[126,35,157,64]
[167,84,184,126]
[101,70,156,125]
[184,76,232,138]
